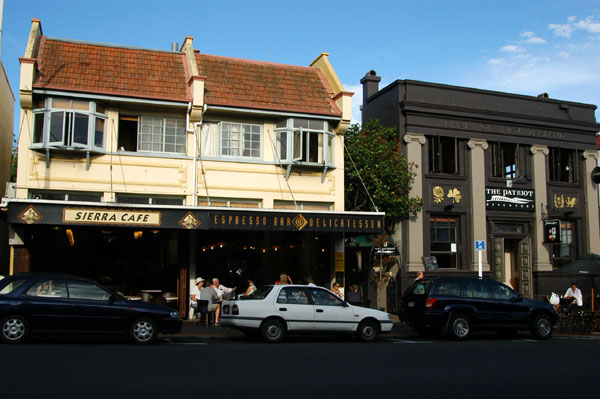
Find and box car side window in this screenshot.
[67,280,111,301]
[25,279,68,298]
[0,278,27,295]
[488,281,517,300]
[465,280,491,299]
[277,287,310,305]
[310,288,343,306]
[434,280,462,297]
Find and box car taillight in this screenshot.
[425,298,437,309]
[232,304,239,315]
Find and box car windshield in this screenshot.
[244,285,273,300]
[0,278,28,295]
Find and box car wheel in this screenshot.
[448,313,471,340]
[1,315,29,344]
[531,314,553,340]
[357,319,380,342]
[260,319,285,343]
[129,317,158,344]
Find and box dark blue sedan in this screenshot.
[0,273,182,344]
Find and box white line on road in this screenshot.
[388,338,432,344]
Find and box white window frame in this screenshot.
[137,116,187,155]
[219,121,262,159]
[274,118,334,167]
[31,97,107,152]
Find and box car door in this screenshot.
[274,287,314,331]
[67,280,130,332]
[464,279,496,326]
[486,280,530,327]
[21,279,73,332]
[308,287,356,332]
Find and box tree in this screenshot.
[10,134,18,182]
[344,120,422,233]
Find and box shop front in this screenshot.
[5,200,384,315]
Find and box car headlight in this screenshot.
[170,311,179,319]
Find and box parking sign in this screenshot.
[475,240,486,251]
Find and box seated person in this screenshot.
[564,282,583,307]
[190,277,204,317]
[36,280,53,296]
[200,284,221,325]
[546,292,561,312]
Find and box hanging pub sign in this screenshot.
[544,219,561,243]
[485,187,535,211]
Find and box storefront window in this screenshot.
[553,220,576,266]
[429,216,459,268]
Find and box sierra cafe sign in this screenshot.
[63,208,161,226]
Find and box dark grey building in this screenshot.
[361,70,600,300]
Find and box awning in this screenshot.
[3,199,384,234]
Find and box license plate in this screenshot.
[408,301,415,308]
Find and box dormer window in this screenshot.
[32,97,107,152]
[274,118,334,166]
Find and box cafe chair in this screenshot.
[196,300,215,325]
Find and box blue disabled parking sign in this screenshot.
[475,240,486,251]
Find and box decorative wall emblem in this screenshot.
[179,212,201,229]
[292,214,308,231]
[18,206,43,224]
[433,186,445,203]
[447,188,462,204]
[554,194,577,209]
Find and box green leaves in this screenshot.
[344,120,423,232]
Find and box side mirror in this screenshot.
[510,295,523,303]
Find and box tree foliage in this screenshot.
[344,120,422,233]
[10,134,18,182]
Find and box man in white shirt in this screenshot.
[212,278,235,300]
[564,282,583,307]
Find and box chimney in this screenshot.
[171,42,179,52]
[360,70,381,102]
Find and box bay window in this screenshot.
[32,97,106,152]
[275,118,334,166]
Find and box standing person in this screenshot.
[305,276,316,287]
[276,273,292,285]
[415,271,424,281]
[564,282,583,307]
[244,280,257,296]
[212,278,235,300]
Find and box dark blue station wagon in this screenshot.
[0,273,182,344]
[399,277,559,340]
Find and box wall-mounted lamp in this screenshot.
[506,172,532,188]
[65,229,75,246]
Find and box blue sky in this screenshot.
[2,0,600,136]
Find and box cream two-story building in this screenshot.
[4,19,383,314]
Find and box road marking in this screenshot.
[388,338,432,344]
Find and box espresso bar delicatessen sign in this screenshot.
[63,208,161,226]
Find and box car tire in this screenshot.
[448,313,472,340]
[0,315,30,344]
[530,314,553,340]
[260,319,285,343]
[129,317,158,344]
[357,319,380,342]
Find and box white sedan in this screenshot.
[220,285,393,342]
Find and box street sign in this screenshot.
[475,240,486,251]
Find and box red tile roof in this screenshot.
[196,53,341,116]
[32,37,341,117]
[33,37,190,102]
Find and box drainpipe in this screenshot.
[185,103,198,206]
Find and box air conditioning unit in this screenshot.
[4,182,16,198]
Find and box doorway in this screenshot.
[503,239,520,290]
[493,236,533,297]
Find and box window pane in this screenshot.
[49,112,65,143]
[95,104,106,114]
[309,288,343,306]
[94,119,105,147]
[276,119,287,128]
[309,120,324,130]
[435,280,461,297]
[67,280,111,301]
[293,118,309,129]
[26,279,68,298]
[327,135,333,163]
[72,113,89,145]
[71,100,90,111]
[293,130,302,160]
[33,113,44,144]
[35,98,46,109]
[52,98,71,109]
[440,136,457,174]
